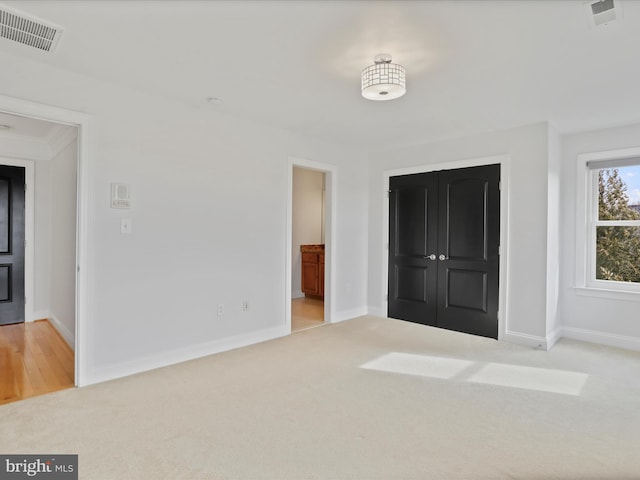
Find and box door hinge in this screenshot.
[499,181,502,191]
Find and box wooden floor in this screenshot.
[0,320,74,405]
[291,297,324,332]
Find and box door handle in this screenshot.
[439,254,448,261]
[424,254,436,261]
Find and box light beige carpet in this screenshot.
[1,316,640,479]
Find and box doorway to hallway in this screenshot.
[0,124,77,401]
[0,98,86,396]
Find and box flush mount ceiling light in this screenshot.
[361,54,406,101]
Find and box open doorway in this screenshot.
[291,166,326,331]
[0,111,78,404]
[286,157,336,333]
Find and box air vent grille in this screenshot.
[591,0,615,15]
[586,0,619,27]
[0,8,62,52]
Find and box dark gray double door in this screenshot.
[388,164,500,339]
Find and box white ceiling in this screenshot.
[2,0,640,151]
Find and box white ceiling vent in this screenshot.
[0,6,62,52]
[585,0,621,28]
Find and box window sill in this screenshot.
[574,286,640,302]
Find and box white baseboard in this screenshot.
[48,314,75,350]
[561,326,640,352]
[292,290,305,299]
[504,330,549,350]
[88,325,289,386]
[332,307,368,323]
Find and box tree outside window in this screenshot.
[596,167,640,283]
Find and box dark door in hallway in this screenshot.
[388,164,500,339]
[0,165,26,325]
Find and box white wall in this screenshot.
[368,123,553,347]
[49,136,78,346]
[0,51,369,384]
[559,122,640,351]
[291,167,324,298]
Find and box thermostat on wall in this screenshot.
[111,183,131,209]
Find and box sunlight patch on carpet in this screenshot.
[360,352,474,379]
[361,352,589,396]
[467,363,589,396]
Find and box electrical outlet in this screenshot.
[217,304,224,316]
[242,299,249,311]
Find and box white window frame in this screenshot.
[576,148,640,301]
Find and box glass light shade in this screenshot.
[361,60,406,101]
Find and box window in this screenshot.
[585,156,640,293]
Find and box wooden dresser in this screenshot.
[300,244,324,298]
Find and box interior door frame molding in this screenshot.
[0,94,92,387]
[286,157,337,330]
[382,154,510,341]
